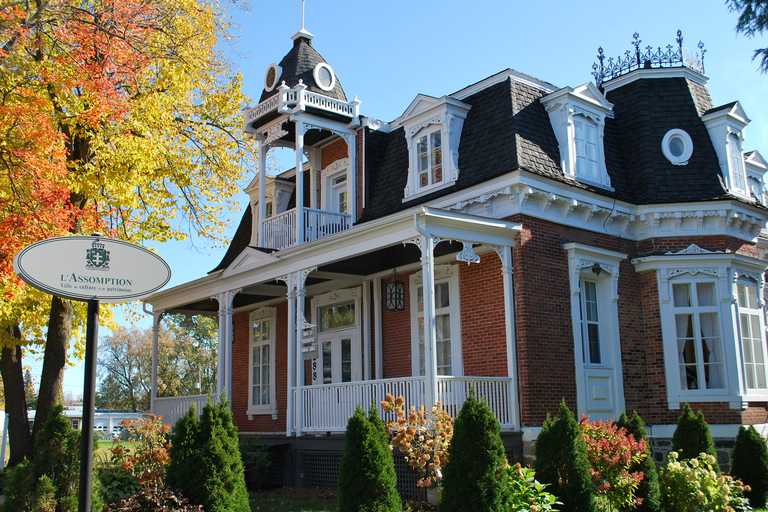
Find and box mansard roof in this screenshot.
[258,33,347,104]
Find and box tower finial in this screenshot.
[291,0,314,41]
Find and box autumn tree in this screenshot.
[96,316,218,411]
[728,0,768,72]
[0,0,254,464]
[23,368,37,409]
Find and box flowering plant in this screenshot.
[579,415,647,510]
[507,463,560,512]
[380,394,453,490]
[110,414,172,489]
[659,451,752,512]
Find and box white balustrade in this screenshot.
[300,376,514,433]
[263,209,297,250]
[153,394,218,427]
[261,207,352,250]
[246,87,360,124]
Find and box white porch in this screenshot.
[153,376,514,434]
[262,207,352,251]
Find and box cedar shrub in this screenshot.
[534,400,596,512]
[731,425,768,508]
[166,398,250,512]
[439,391,509,512]
[337,404,402,512]
[671,403,719,471]
[615,411,662,512]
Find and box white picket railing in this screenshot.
[300,376,514,433]
[244,86,360,124]
[262,207,352,250]
[153,394,218,427]
[263,209,297,250]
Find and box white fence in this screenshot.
[153,394,218,428]
[262,207,352,250]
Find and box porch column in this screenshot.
[150,310,165,415]
[295,273,307,437]
[373,278,383,380]
[259,140,268,245]
[214,290,240,404]
[295,120,305,244]
[497,245,520,429]
[279,272,297,436]
[418,235,439,408]
[347,133,358,221]
[363,280,371,381]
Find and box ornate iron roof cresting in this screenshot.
[592,30,706,88]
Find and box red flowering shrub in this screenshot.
[110,414,172,489]
[579,415,648,510]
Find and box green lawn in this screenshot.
[250,488,338,512]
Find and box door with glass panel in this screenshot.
[578,278,623,421]
[316,300,360,384]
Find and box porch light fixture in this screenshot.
[591,262,602,276]
[385,269,405,311]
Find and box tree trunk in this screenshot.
[33,295,72,438]
[0,335,33,466]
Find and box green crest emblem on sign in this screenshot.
[85,240,110,271]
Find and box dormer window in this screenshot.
[416,130,443,189]
[574,117,598,180]
[746,151,768,206]
[728,133,747,195]
[702,101,751,199]
[541,83,613,190]
[398,95,471,201]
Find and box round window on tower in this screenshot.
[313,62,336,92]
[661,129,693,166]
[264,63,282,93]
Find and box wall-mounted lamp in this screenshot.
[591,262,602,276]
[385,269,405,311]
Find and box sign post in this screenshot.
[14,235,171,512]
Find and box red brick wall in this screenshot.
[231,305,288,433]
[637,235,758,258]
[382,271,416,379]
[460,254,508,377]
[321,139,348,169]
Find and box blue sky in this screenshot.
[47,0,768,397]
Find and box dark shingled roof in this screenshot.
[210,203,277,273]
[258,34,347,104]
[604,77,728,204]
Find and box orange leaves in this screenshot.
[110,414,173,489]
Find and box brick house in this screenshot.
[147,28,768,484]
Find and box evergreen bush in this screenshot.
[731,424,768,508]
[1,403,88,512]
[615,411,662,512]
[533,400,596,512]
[166,398,250,512]
[337,404,402,512]
[670,403,719,471]
[439,392,509,512]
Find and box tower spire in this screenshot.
[292,0,314,41]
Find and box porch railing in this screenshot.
[262,207,352,251]
[244,85,361,124]
[301,376,514,433]
[153,394,218,428]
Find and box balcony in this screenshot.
[245,83,361,126]
[262,207,352,251]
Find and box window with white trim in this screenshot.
[672,281,725,391]
[737,281,768,390]
[574,118,599,182]
[415,130,443,191]
[410,265,462,377]
[248,308,276,416]
[728,133,748,195]
[579,279,602,365]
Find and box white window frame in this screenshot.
[573,117,600,182]
[541,82,613,190]
[728,132,748,196]
[409,264,462,377]
[320,158,350,214]
[248,307,277,419]
[736,279,768,393]
[412,128,444,194]
[633,246,768,408]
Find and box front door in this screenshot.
[319,328,359,384]
[576,278,625,421]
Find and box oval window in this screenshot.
[313,62,336,92]
[661,129,693,165]
[264,63,282,92]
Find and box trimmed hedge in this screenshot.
[731,424,768,508]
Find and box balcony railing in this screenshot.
[245,84,361,125]
[301,376,515,433]
[262,207,352,251]
[153,394,218,427]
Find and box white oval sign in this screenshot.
[13,236,171,303]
